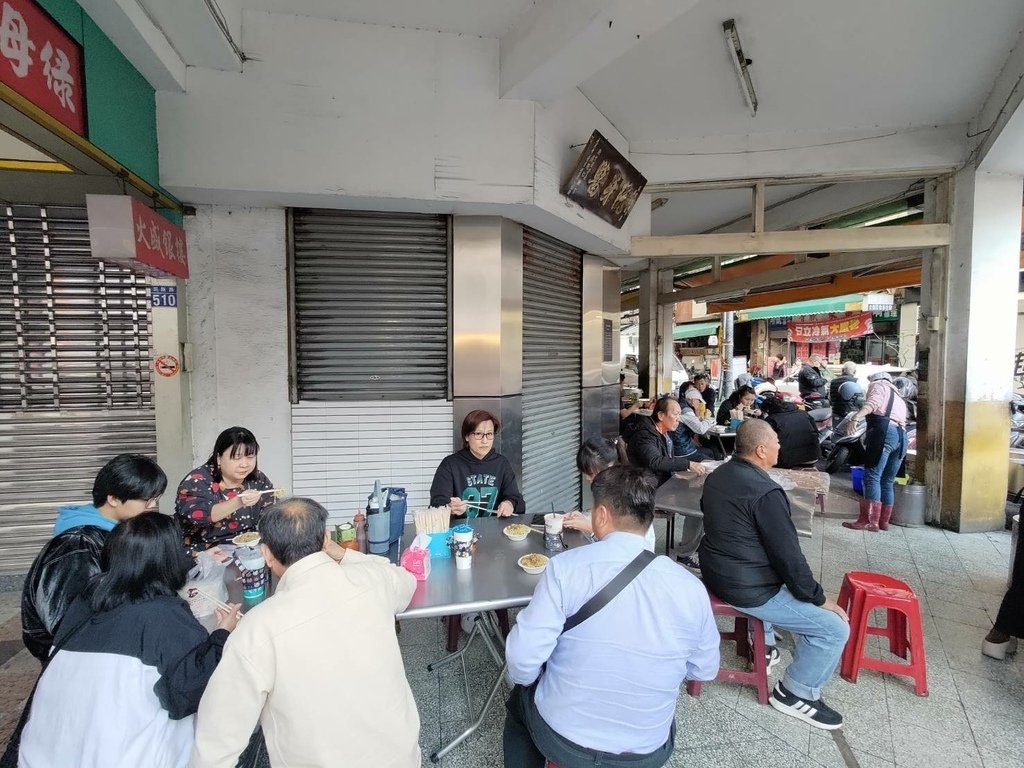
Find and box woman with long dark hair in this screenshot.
[176,426,275,555]
[18,512,239,768]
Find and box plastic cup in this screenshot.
[545,513,564,534]
[455,548,473,569]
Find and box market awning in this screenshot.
[734,294,864,322]
[673,321,720,341]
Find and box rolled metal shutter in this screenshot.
[291,210,449,401]
[521,228,582,513]
[0,204,155,574]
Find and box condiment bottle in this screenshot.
[354,509,367,553]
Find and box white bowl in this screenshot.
[503,525,529,542]
[232,532,261,548]
[518,554,548,575]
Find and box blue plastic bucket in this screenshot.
[851,466,865,495]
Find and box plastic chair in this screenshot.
[685,592,770,704]
[838,571,928,696]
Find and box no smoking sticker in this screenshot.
[154,354,180,378]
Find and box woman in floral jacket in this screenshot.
[175,427,275,556]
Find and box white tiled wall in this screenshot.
[291,400,454,525]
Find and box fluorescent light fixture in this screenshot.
[853,209,923,228]
[723,19,758,117]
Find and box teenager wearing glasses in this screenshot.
[429,409,525,519]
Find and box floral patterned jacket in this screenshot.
[175,464,274,555]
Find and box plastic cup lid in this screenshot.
[451,524,474,534]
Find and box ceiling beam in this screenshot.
[500,0,697,102]
[658,249,921,305]
[631,223,950,259]
[706,268,923,313]
[77,0,186,91]
[971,21,1024,172]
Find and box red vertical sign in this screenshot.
[0,0,86,136]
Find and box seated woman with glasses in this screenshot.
[430,409,525,519]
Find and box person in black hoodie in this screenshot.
[699,420,850,731]
[18,512,239,768]
[430,409,525,519]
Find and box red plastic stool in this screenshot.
[838,571,928,696]
[685,593,770,704]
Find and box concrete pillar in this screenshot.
[451,217,524,476]
[638,265,674,398]
[897,302,918,368]
[151,276,192,514]
[920,168,1022,531]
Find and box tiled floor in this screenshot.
[401,512,1022,768]
[0,502,1019,768]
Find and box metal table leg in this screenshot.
[431,662,509,763]
[425,611,509,763]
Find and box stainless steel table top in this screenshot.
[395,516,587,621]
[655,472,816,538]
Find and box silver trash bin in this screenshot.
[892,483,927,527]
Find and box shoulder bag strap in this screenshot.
[883,386,896,419]
[562,549,657,635]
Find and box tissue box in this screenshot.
[426,529,451,559]
[400,545,431,581]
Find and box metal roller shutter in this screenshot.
[521,228,582,513]
[0,204,155,574]
[291,209,450,401]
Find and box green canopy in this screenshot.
[672,321,720,341]
[735,294,864,322]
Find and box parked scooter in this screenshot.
[1011,394,1024,449]
[825,379,918,474]
[824,412,866,474]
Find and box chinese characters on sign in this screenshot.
[86,195,189,280]
[561,130,647,229]
[787,312,873,344]
[0,0,85,136]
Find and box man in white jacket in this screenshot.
[190,497,419,768]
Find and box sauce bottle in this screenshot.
[354,509,367,553]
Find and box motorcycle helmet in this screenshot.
[892,376,917,401]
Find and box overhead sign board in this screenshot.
[86,194,189,279]
[561,130,647,229]
[0,0,86,136]
[788,312,873,343]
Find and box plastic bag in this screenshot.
[179,550,229,619]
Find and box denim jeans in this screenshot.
[503,684,674,768]
[741,587,850,701]
[863,423,907,505]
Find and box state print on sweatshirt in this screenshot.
[460,473,499,513]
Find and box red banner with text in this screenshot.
[86,195,189,279]
[788,312,872,343]
[0,0,85,136]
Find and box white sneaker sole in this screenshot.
[769,696,843,730]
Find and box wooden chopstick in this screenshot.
[256,488,287,496]
[195,588,243,618]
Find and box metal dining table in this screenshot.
[396,515,587,763]
[656,466,820,539]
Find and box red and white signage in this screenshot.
[788,312,873,344]
[86,194,189,279]
[0,0,85,136]
[154,354,180,378]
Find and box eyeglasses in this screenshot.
[470,432,495,440]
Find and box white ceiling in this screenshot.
[239,0,538,37]
[580,0,1024,142]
